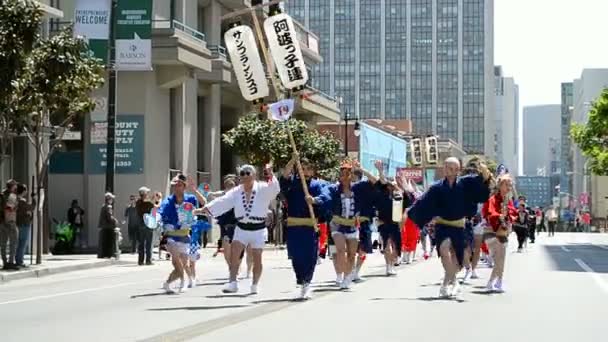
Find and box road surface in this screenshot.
[1,233,607,342]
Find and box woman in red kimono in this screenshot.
[401,217,420,264]
[481,174,517,292]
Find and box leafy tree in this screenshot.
[223,113,342,177]
[0,0,105,262]
[571,89,608,176]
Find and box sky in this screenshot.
[494,0,608,174]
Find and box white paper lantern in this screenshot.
[264,13,309,90]
[224,25,269,102]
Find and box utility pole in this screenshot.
[344,108,349,157]
[105,0,118,193]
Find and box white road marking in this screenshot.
[595,245,608,250]
[560,246,571,252]
[0,282,139,306]
[574,258,608,294]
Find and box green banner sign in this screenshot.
[115,0,153,71]
[88,115,145,174]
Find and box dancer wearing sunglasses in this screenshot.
[197,164,280,294]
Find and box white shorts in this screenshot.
[233,227,268,249]
[166,240,189,255]
[331,230,359,240]
[473,222,485,235]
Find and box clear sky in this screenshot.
[494,0,608,174]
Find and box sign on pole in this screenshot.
[88,115,144,174]
[73,0,111,63]
[264,13,309,90]
[115,0,153,71]
[224,25,269,102]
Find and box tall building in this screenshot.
[522,105,560,176]
[560,82,573,201]
[286,0,495,155]
[516,176,552,208]
[571,69,608,219]
[493,66,519,171]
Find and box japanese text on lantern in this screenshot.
[232,29,258,96]
[272,19,304,83]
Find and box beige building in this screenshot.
[42,0,339,248]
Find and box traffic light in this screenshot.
[425,136,439,164]
[410,138,423,166]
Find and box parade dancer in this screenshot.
[209,175,239,274]
[374,161,410,275]
[198,164,280,294]
[280,155,331,300]
[401,216,420,264]
[482,174,517,292]
[408,158,492,298]
[470,213,485,279]
[327,160,378,289]
[159,174,206,293]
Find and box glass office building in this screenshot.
[286,0,494,154]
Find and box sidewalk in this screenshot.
[0,244,285,284]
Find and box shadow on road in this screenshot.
[469,290,498,296]
[251,298,298,304]
[196,281,227,287]
[206,294,251,299]
[147,304,249,311]
[370,296,466,303]
[131,292,173,299]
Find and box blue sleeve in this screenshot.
[159,199,173,225]
[312,182,331,207]
[407,185,439,229]
[459,174,491,204]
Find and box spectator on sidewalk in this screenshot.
[124,195,139,254]
[546,206,558,237]
[15,184,36,267]
[136,187,155,265]
[1,179,19,270]
[98,193,118,259]
[67,199,85,249]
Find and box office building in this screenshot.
[516,176,552,208]
[522,105,560,176]
[41,0,339,247]
[571,69,608,219]
[560,82,573,202]
[286,0,495,155]
[493,66,519,171]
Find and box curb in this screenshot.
[0,259,133,284]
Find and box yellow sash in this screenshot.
[435,217,465,228]
[165,228,190,237]
[331,216,370,227]
[286,217,317,227]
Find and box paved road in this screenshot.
[1,233,607,342]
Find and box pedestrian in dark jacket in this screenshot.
[15,184,35,267]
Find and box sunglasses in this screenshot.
[240,171,251,177]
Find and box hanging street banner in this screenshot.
[115,0,153,71]
[73,0,111,64]
[224,25,269,102]
[268,99,295,121]
[359,123,407,178]
[397,168,425,193]
[264,13,309,90]
[88,115,144,174]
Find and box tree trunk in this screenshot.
[35,128,42,264]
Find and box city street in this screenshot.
[1,233,607,342]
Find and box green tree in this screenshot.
[0,0,105,262]
[571,89,608,176]
[223,113,342,177]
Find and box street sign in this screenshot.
[115,0,153,71]
[73,0,111,63]
[224,25,269,102]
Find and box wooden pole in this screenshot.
[248,7,317,224]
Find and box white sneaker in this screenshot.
[178,283,187,293]
[340,275,352,289]
[163,282,175,294]
[471,270,479,279]
[352,272,363,283]
[462,268,471,283]
[486,280,495,292]
[317,257,322,265]
[385,264,391,276]
[188,277,196,288]
[250,284,259,295]
[388,266,397,276]
[450,282,461,297]
[300,283,312,300]
[494,279,504,293]
[335,274,344,286]
[222,281,238,293]
[439,286,450,297]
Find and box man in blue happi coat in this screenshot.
[408,157,492,298]
[280,153,331,300]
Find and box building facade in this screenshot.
[42,0,339,248]
[522,105,560,176]
[286,0,495,155]
[493,66,519,172]
[560,82,573,201]
[571,69,608,219]
[516,176,552,209]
